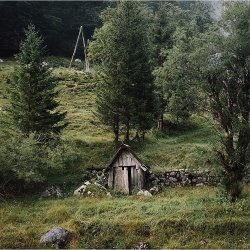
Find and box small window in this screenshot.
[122,167,124,170]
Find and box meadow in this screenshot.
[0,58,249,249]
[0,58,218,174]
[0,186,249,248]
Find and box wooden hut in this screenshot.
[106,144,150,194]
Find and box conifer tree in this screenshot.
[89,1,158,142]
[7,25,67,141]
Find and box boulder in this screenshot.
[149,186,160,194]
[55,187,65,198]
[40,227,70,249]
[137,190,152,197]
[94,182,107,191]
[73,184,86,196]
[169,177,177,182]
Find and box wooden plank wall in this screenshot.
[108,150,145,193]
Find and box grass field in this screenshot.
[0,58,218,174]
[0,186,249,249]
[0,58,249,249]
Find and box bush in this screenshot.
[0,131,83,195]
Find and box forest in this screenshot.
[0,1,249,249]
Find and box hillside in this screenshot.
[0,57,218,176]
[0,186,249,248]
[0,58,249,249]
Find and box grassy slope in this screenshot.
[0,58,249,249]
[0,186,249,248]
[0,58,218,173]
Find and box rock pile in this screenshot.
[41,186,65,198]
[74,180,111,197]
[82,168,107,186]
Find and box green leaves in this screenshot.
[7,25,67,141]
[190,2,250,201]
[89,1,158,141]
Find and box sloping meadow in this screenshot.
[0,186,249,248]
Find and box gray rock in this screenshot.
[41,189,51,198]
[55,187,65,198]
[197,176,203,183]
[137,190,152,197]
[41,186,65,198]
[134,241,149,249]
[149,186,160,194]
[169,177,177,182]
[196,183,204,187]
[94,182,107,191]
[74,184,86,196]
[74,58,81,63]
[170,171,176,176]
[40,227,70,249]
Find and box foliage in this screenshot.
[0,2,107,57]
[152,2,213,126]
[6,25,67,141]
[191,2,250,201]
[0,131,54,191]
[0,125,83,194]
[0,59,220,174]
[89,1,158,142]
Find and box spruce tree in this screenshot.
[7,25,66,141]
[89,1,158,142]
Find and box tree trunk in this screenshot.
[125,121,130,142]
[141,131,145,142]
[219,130,246,202]
[113,119,119,143]
[158,113,164,130]
[224,168,243,202]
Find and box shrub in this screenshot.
[0,130,83,195]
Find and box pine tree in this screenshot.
[89,1,158,142]
[7,24,67,141]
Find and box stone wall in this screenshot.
[83,168,250,189]
[148,169,220,188]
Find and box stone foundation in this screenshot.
[148,169,220,187]
[83,168,250,189]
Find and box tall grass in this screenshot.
[0,186,249,248]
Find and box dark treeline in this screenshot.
[0,1,107,57]
[0,1,210,57]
